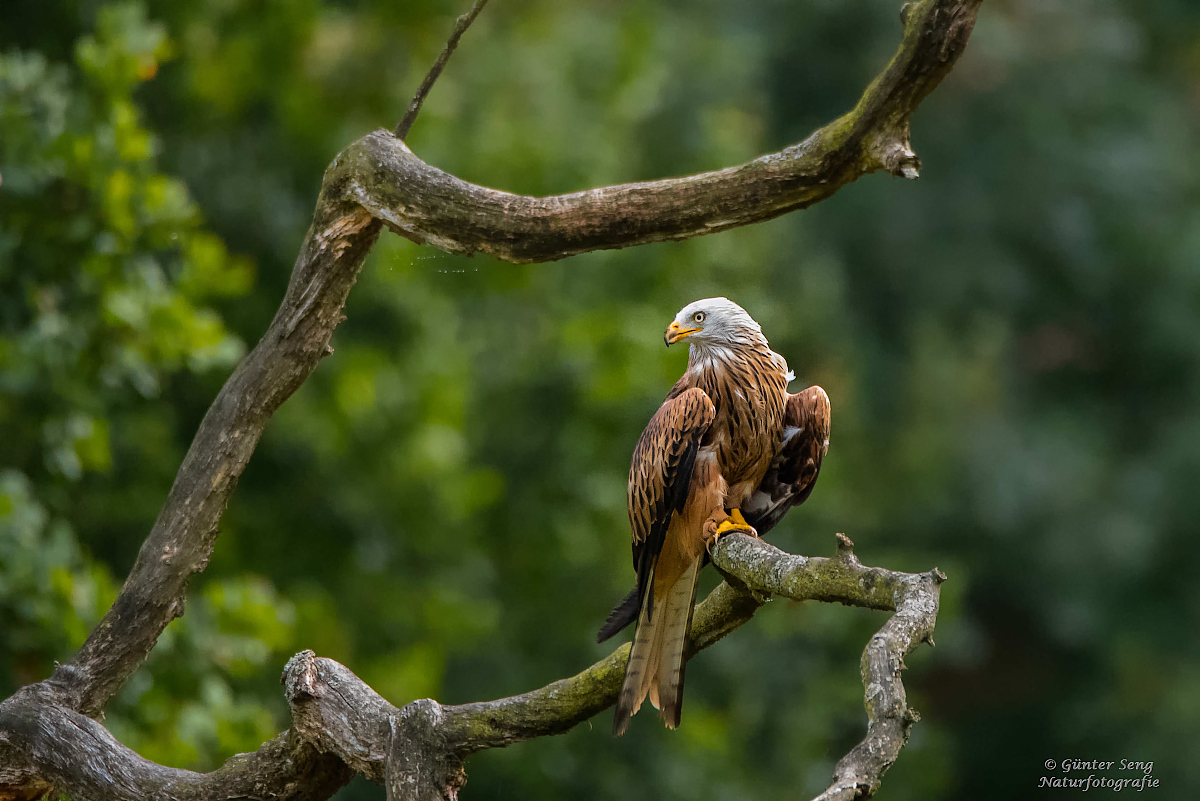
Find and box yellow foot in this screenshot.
[706,509,758,555]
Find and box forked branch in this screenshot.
[0,535,941,801]
[278,534,942,801]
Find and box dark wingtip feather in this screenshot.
[596,586,640,643]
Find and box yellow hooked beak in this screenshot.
[664,320,701,346]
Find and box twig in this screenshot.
[394,0,492,139]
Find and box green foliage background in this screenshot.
[2,0,1199,798]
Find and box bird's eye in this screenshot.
[693,312,706,324]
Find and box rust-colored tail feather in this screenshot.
[612,558,701,735]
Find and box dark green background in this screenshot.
[2,1,1198,798]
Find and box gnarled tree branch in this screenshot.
[0,535,940,801]
[348,0,980,263]
[1,0,978,799]
[0,684,351,801]
[278,534,943,801]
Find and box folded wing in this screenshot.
[607,387,714,634]
[610,387,716,735]
[743,385,831,535]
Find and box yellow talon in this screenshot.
[707,509,758,555]
[715,509,755,534]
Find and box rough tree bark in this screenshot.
[0,1,981,799]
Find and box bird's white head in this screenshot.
[664,297,766,349]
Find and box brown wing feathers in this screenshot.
[611,388,715,736]
[599,388,714,642]
[743,385,831,535]
[630,388,714,609]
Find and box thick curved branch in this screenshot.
[0,686,351,801]
[438,578,763,752]
[345,0,980,262]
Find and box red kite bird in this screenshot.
[599,297,831,735]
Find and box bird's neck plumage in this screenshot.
[686,336,791,384]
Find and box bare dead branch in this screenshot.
[395,0,492,139]
[350,0,981,262]
[0,536,940,801]
[0,686,351,801]
[280,534,941,801]
[712,533,945,800]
